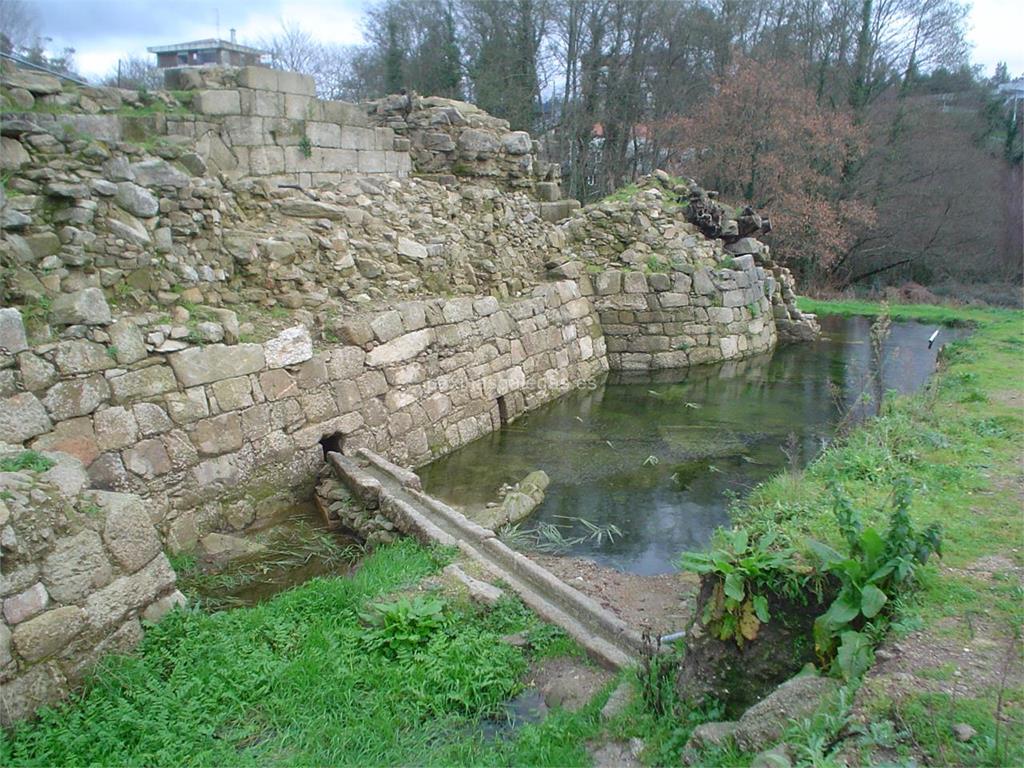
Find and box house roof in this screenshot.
[146,39,266,55]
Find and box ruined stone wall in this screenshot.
[0,448,182,725]
[0,281,606,553]
[585,256,777,370]
[1,65,411,185]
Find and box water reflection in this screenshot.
[419,316,966,575]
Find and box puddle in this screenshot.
[177,502,362,609]
[420,316,969,575]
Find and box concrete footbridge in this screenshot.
[328,449,643,669]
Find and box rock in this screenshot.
[17,353,57,392]
[726,238,763,256]
[50,287,111,326]
[190,413,243,456]
[142,589,187,622]
[365,329,434,367]
[0,623,11,667]
[601,680,634,721]
[133,402,173,436]
[732,673,839,752]
[478,469,550,529]
[1,71,62,94]
[442,563,504,605]
[83,553,176,631]
[42,375,110,420]
[107,318,147,364]
[264,325,313,368]
[95,406,139,450]
[751,746,793,768]
[106,211,151,246]
[41,530,112,603]
[169,344,266,387]
[458,128,500,155]
[0,308,28,355]
[122,438,172,478]
[397,237,428,261]
[3,582,49,624]
[0,664,65,727]
[114,182,159,218]
[129,158,189,188]
[952,723,977,743]
[13,606,86,663]
[278,198,350,220]
[685,721,739,751]
[52,339,115,375]
[108,366,178,404]
[45,182,89,199]
[199,532,265,561]
[0,137,30,171]
[7,88,33,109]
[501,131,532,155]
[99,492,162,573]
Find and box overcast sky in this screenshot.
[15,0,1024,82]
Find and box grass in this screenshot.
[0,451,56,473]
[703,298,1024,767]
[0,540,612,767]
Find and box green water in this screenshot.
[419,316,966,575]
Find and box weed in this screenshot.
[298,134,312,159]
[680,528,802,646]
[0,451,56,473]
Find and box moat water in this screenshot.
[420,315,968,575]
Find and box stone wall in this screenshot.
[0,448,182,725]
[1,64,411,186]
[586,256,777,370]
[0,281,606,553]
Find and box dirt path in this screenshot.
[528,554,699,637]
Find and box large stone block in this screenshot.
[99,492,162,573]
[42,530,111,603]
[3,583,49,625]
[223,115,268,146]
[190,413,243,456]
[0,308,28,354]
[122,438,172,478]
[52,340,115,375]
[169,344,266,387]
[108,366,178,404]
[43,375,110,420]
[107,319,147,364]
[13,606,86,663]
[83,554,175,632]
[340,125,376,151]
[237,66,279,91]
[0,392,52,442]
[306,121,342,147]
[94,405,139,450]
[284,92,313,120]
[247,145,285,175]
[357,150,386,173]
[50,288,111,326]
[114,182,159,217]
[194,89,242,116]
[365,329,434,367]
[277,70,316,96]
[322,100,369,126]
[264,326,313,369]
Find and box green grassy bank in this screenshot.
[2,300,1021,767]
[0,541,615,767]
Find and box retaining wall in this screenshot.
[0,450,182,725]
[0,281,607,552]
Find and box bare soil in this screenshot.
[529,554,700,636]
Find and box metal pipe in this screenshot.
[659,630,686,644]
[928,329,939,349]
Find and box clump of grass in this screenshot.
[0,450,56,473]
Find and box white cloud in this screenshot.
[967,0,1024,77]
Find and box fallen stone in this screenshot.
[442,563,503,606]
[952,723,977,743]
[199,532,266,561]
[732,673,838,753]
